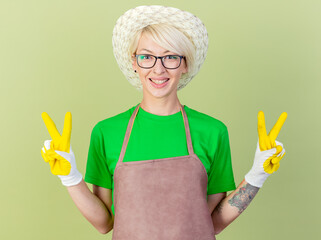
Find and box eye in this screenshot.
[165,55,179,60]
[139,55,152,60]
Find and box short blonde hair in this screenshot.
[129,23,196,77]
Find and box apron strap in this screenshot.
[179,104,194,155]
[118,103,140,164]
[118,103,194,163]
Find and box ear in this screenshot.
[132,54,137,72]
[182,59,188,74]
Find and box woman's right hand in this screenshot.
[245,111,287,188]
[41,112,82,186]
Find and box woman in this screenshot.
[40,5,287,239]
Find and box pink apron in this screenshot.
[112,103,216,240]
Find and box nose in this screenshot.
[153,57,166,74]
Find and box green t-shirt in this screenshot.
[84,103,236,216]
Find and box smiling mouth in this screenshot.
[149,78,170,84]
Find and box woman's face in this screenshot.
[132,34,187,100]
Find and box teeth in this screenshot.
[150,78,169,84]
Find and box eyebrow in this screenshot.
[139,49,171,54]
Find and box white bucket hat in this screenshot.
[112,5,209,91]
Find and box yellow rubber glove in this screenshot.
[41,140,71,175]
[42,112,71,153]
[258,111,287,173]
[245,111,287,188]
[41,112,72,175]
[41,112,82,186]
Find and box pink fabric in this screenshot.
[112,103,216,240]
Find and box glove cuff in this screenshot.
[58,170,83,187]
[244,169,269,188]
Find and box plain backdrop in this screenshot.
[0,0,320,239]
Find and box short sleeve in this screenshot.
[84,124,112,189]
[207,127,236,195]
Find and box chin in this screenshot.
[149,87,177,99]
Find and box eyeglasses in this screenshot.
[135,54,186,69]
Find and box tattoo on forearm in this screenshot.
[215,201,224,213]
[228,183,259,213]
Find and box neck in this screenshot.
[140,97,182,116]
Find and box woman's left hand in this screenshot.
[245,111,287,188]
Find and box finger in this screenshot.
[41,112,61,141]
[272,149,285,164]
[44,140,52,150]
[48,150,71,175]
[263,158,273,174]
[272,162,280,172]
[271,155,281,164]
[61,112,72,152]
[41,149,50,162]
[269,112,288,142]
[276,145,283,154]
[275,163,280,172]
[258,111,268,150]
[275,140,284,148]
[277,147,285,157]
[279,151,286,160]
[271,139,283,150]
[48,158,57,175]
[264,135,272,150]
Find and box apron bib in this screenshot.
[112,103,216,240]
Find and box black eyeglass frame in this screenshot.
[135,54,186,69]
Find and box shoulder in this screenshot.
[92,104,138,133]
[184,105,228,135]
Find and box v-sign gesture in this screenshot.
[258,111,287,174]
[245,111,288,188]
[40,112,82,186]
[41,112,72,153]
[258,111,287,151]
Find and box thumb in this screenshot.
[43,140,52,151]
[275,140,284,148]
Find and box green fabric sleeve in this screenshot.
[207,126,236,195]
[84,123,112,189]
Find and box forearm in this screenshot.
[66,179,114,234]
[211,179,259,235]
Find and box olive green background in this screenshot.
[1,0,320,239]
